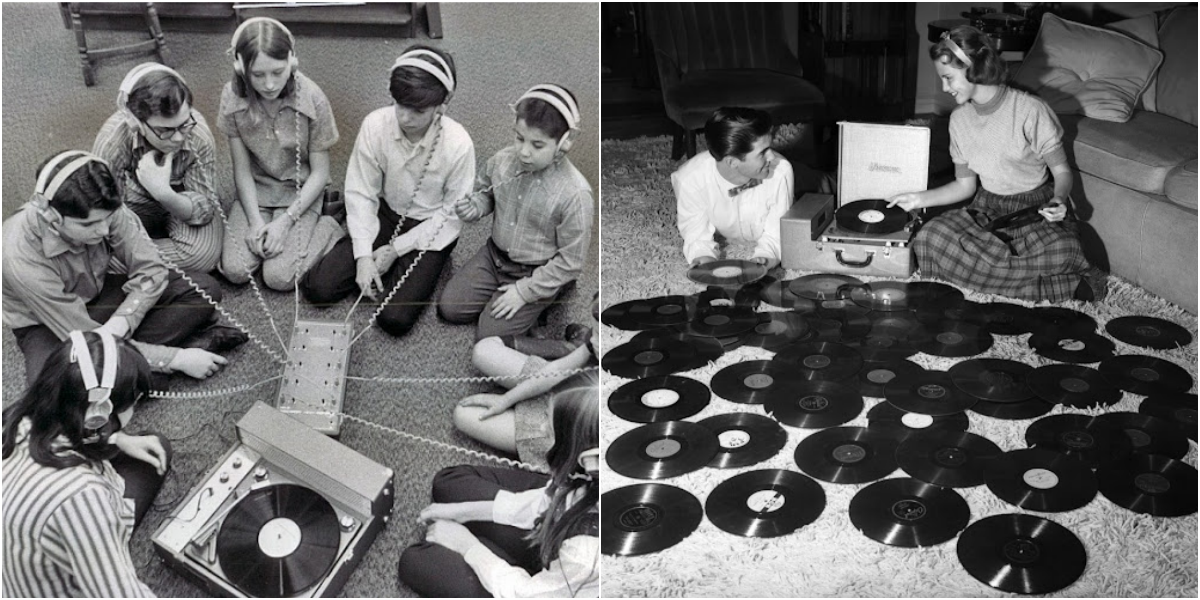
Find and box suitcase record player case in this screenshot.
[782,122,930,277]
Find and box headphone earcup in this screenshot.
[558,130,576,154]
[289,51,298,70]
[233,52,244,76]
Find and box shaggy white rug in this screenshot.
[599,134,1198,598]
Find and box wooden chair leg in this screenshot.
[67,3,95,87]
[671,127,685,160]
[142,2,168,64]
[684,129,698,158]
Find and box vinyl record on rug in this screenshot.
[1032,306,1097,336]
[1026,364,1121,408]
[1139,393,1198,441]
[789,273,864,301]
[774,341,864,381]
[915,320,994,358]
[851,333,920,363]
[849,281,912,312]
[765,380,864,429]
[711,360,800,405]
[1024,413,1133,468]
[971,397,1055,421]
[698,412,789,469]
[897,430,1003,488]
[1096,453,1198,517]
[915,300,987,327]
[800,317,846,343]
[885,370,977,416]
[757,274,816,311]
[704,469,826,538]
[716,334,746,352]
[603,333,721,379]
[687,259,768,286]
[600,298,655,330]
[835,199,909,234]
[868,401,969,439]
[1100,355,1195,396]
[215,484,340,598]
[694,285,759,312]
[868,311,926,338]
[794,426,903,484]
[977,301,1038,335]
[849,477,970,547]
[856,360,927,398]
[633,295,694,327]
[814,300,872,340]
[984,447,1098,512]
[956,513,1087,595]
[1093,412,1190,460]
[905,281,966,311]
[948,359,1035,403]
[1105,315,1193,350]
[677,306,758,338]
[1028,330,1116,364]
[606,421,719,480]
[608,376,711,423]
[601,483,704,556]
[742,312,810,350]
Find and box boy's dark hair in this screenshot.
[126,70,193,121]
[35,152,122,219]
[232,19,297,100]
[929,26,1007,85]
[515,86,578,140]
[704,107,773,161]
[389,45,456,109]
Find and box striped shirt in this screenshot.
[462,146,594,302]
[2,420,154,597]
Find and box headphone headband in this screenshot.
[940,31,974,68]
[518,84,580,131]
[117,62,186,111]
[390,49,455,93]
[69,330,119,431]
[231,16,295,51]
[35,151,109,202]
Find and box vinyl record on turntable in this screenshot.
[601,483,704,556]
[971,397,1055,420]
[1026,364,1121,408]
[633,295,694,327]
[789,273,864,301]
[1099,354,1194,396]
[1093,412,1190,459]
[956,513,1087,595]
[915,320,994,358]
[607,421,719,480]
[897,430,1003,488]
[977,302,1038,335]
[774,341,864,381]
[835,199,909,234]
[608,376,711,423]
[885,370,977,416]
[1105,315,1193,350]
[677,306,758,338]
[868,401,969,439]
[1139,393,1198,441]
[1025,413,1133,468]
[856,360,927,398]
[1028,330,1116,364]
[604,331,723,379]
[711,360,800,405]
[1032,306,1097,336]
[742,312,809,350]
[794,426,903,484]
[705,469,826,538]
[984,447,1098,512]
[849,281,912,312]
[764,380,864,429]
[849,477,970,547]
[948,359,1035,403]
[687,259,768,286]
[215,484,340,598]
[1096,453,1198,517]
[698,412,789,468]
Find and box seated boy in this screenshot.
[93,63,223,273]
[673,106,794,270]
[438,84,594,348]
[3,151,242,385]
[301,46,474,337]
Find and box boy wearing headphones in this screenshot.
[93,63,224,274]
[439,84,594,346]
[2,151,235,385]
[301,45,475,337]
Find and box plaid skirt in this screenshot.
[913,183,1088,302]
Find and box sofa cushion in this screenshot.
[1106,13,1159,111]
[1013,14,1162,123]
[1073,111,1199,195]
[1155,6,1197,126]
[1164,159,1198,210]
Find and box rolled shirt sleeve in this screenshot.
[514,188,594,303]
[344,118,386,260]
[492,486,550,529]
[463,536,599,598]
[673,170,719,264]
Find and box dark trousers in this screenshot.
[12,271,219,385]
[300,202,455,337]
[437,238,564,341]
[398,465,549,597]
[110,433,172,528]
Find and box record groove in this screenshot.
[1028,330,1116,364]
[608,376,711,423]
[970,397,1054,421]
[774,341,864,381]
[957,513,1086,595]
[885,370,977,416]
[1105,315,1192,350]
[705,469,826,537]
[849,477,970,547]
[867,401,969,440]
[897,430,1003,488]
[1024,414,1133,468]
[711,360,800,405]
[606,421,719,479]
[977,302,1037,335]
[687,259,768,286]
[949,359,1034,403]
[849,281,912,312]
[765,380,864,429]
[603,332,722,379]
[984,447,1098,512]
[789,273,864,301]
[835,199,908,234]
[1096,453,1198,517]
[794,426,903,484]
[742,312,809,350]
[697,412,789,469]
[1139,393,1198,441]
[1099,355,1194,396]
[855,360,927,399]
[1093,411,1190,460]
[915,320,993,358]
[601,483,703,556]
[1026,364,1121,408]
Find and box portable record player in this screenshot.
[152,402,394,598]
[782,122,930,277]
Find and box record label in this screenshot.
[1023,469,1059,490]
[719,430,751,448]
[602,483,704,556]
[746,490,786,512]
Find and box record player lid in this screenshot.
[837,122,930,208]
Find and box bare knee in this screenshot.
[471,337,506,372]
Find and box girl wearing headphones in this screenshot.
[217,17,345,291]
[399,371,599,597]
[2,331,169,597]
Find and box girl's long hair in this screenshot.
[2,333,152,469]
[231,18,297,122]
[528,369,599,568]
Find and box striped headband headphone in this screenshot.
[116,62,187,112]
[940,31,974,68]
[69,330,120,432]
[390,48,455,95]
[35,150,110,205]
[517,84,580,133]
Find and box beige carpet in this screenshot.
[599,134,1198,598]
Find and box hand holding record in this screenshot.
[687,259,768,287]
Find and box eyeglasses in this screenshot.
[144,114,197,140]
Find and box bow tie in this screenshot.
[728,179,762,197]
